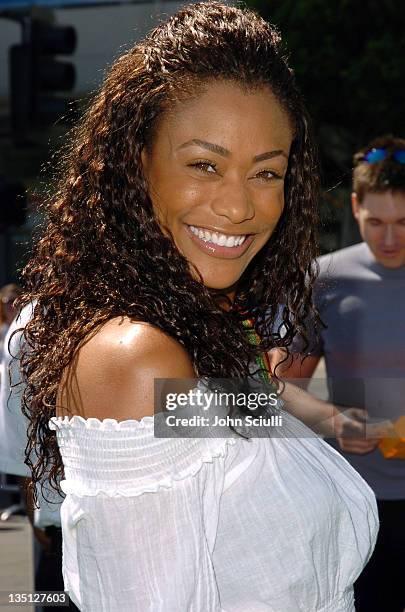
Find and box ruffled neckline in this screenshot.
[49,414,155,431]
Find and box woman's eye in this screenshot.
[189,161,217,174]
[254,169,281,181]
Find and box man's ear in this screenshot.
[351,192,360,220]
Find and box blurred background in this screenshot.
[0,0,404,608]
[1,0,404,287]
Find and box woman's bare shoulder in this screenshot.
[56,317,195,421]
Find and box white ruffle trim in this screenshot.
[49,414,155,431]
[50,414,238,498]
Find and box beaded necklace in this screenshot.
[242,317,272,384]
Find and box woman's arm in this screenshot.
[268,348,320,386]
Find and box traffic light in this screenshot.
[0,176,27,232]
[9,16,77,141]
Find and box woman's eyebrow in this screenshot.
[178,138,288,162]
[254,150,288,162]
[178,139,230,157]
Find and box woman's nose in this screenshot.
[210,177,255,224]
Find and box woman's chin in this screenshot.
[201,276,241,293]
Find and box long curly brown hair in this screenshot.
[16,1,320,504]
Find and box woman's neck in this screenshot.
[209,290,235,312]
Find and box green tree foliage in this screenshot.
[249,0,405,174]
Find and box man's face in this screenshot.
[352,190,405,269]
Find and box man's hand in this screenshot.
[335,408,388,454]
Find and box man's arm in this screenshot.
[278,379,359,438]
[270,348,382,453]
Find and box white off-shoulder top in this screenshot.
[49,410,378,612]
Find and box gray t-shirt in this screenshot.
[298,241,405,500]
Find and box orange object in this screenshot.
[379,416,405,459]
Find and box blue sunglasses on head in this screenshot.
[362,147,405,164]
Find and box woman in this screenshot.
[18,3,378,610]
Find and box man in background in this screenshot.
[0,284,22,366]
[278,135,405,611]
[0,302,78,611]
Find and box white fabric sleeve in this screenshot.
[49,415,237,612]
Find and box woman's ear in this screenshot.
[141,147,149,179]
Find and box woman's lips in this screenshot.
[185,224,255,259]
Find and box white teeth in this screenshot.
[189,225,247,248]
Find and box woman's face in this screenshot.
[142,81,293,291]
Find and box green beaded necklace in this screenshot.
[242,317,272,384]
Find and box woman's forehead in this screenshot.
[153,81,293,155]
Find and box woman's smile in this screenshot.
[185,223,256,259]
